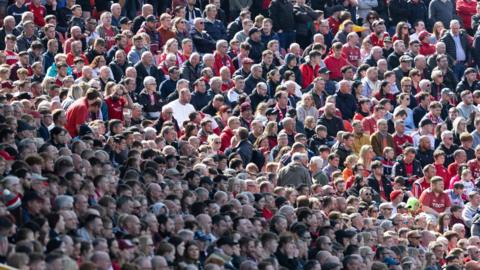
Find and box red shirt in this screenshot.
[341,44,361,67]
[105,96,126,121]
[65,97,90,137]
[103,26,117,50]
[27,3,46,27]
[66,53,89,67]
[419,42,436,56]
[368,32,389,47]
[362,116,377,134]
[468,159,480,179]
[419,189,451,213]
[299,62,320,89]
[447,162,460,178]
[392,133,413,156]
[324,54,348,81]
[435,163,451,188]
[412,178,431,198]
[327,17,341,35]
[5,50,18,66]
[213,51,235,76]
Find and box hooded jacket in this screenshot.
[277,162,312,188]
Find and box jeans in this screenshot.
[453,62,466,81]
[278,31,296,50]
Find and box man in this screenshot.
[65,89,101,137]
[137,15,161,55]
[413,92,430,127]
[333,81,357,122]
[416,135,434,168]
[419,176,451,217]
[457,90,478,120]
[393,56,413,89]
[15,20,36,53]
[134,51,164,93]
[413,164,436,198]
[457,68,480,94]
[109,50,129,83]
[334,132,354,168]
[309,77,328,109]
[106,34,128,63]
[204,4,227,41]
[299,50,321,89]
[362,104,385,135]
[159,67,181,100]
[277,152,311,188]
[462,191,480,228]
[279,53,302,87]
[246,27,265,63]
[0,16,20,50]
[361,66,380,98]
[367,19,389,47]
[368,160,393,202]
[157,13,175,49]
[127,35,148,66]
[432,54,458,90]
[317,103,345,138]
[324,42,348,81]
[309,156,329,185]
[249,82,269,111]
[392,147,423,188]
[190,79,211,110]
[393,120,413,156]
[191,18,216,54]
[322,153,340,181]
[387,40,406,70]
[167,88,196,127]
[268,0,295,50]
[429,0,455,35]
[213,39,235,76]
[370,119,395,157]
[440,20,469,80]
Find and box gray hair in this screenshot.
[441,130,453,141]
[292,152,307,163]
[54,195,74,210]
[143,76,156,87]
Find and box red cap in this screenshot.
[390,190,403,201]
[0,151,14,161]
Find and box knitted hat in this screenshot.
[2,189,21,210]
[390,190,403,201]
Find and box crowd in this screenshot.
[2,0,480,269]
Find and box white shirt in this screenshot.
[167,100,196,126]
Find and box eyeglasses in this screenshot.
[402,84,412,87]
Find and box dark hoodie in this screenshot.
[249,89,269,111]
[279,53,303,86]
[335,91,357,120]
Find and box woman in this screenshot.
[393,21,410,47]
[362,11,379,38]
[352,80,365,104]
[437,213,451,234]
[431,70,446,101]
[213,105,231,131]
[267,69,281,98]
[296,93,318,123]
[254,102,269,124]
[158,38,186,67]
[354,64,370,81]
[410,69,423,94]
[89,55,109,78]
[431,21,445,44]
[435,123,448,148]
[452,117,467,145]
[61,85,84,110]
[263,121,278,150]
[394,93,415,131]
[358,145,375,176]
[373,80,395,104]
[360,40,373,63]
[173,17,190,44]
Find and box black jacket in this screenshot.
[407,0,429,27]
[440,30,469,62]
[190,28,216,54]
[246,38,265,63]
[367,175,393,200]
[244,74,266,95]
[416,148,434,168]
[317,115,345,138]
[388,0,410,26]
[456,79,480,94]
[392,158,423,188]
[412,105,428,128]
[138,89,163,119]
[436,142,459,166]
[109,61,130,83]
[180,61,202,88]
[335,91,357,120]
[134,62,165,93]
[249,90,269,112]
[190,91,212,111]
[293,4,319,36]
[334,144,353,169]
[269,0,295,32]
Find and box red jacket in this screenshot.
[28,3,46,27]
[299,62,319,89]
[213,51,235,76]
[324,54,348,81]
[220,126,234,151]
[456,0,477,30]
[419,42,436,56]
[368,32,389,47]
[65,97,90,137]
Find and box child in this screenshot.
[382,147,395,176]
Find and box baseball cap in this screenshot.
[146,15,157,23]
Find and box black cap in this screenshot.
[335,229,357,239]
[319,67,331,74]
[17,120,35,133]
[119,17,131,25]
[248,27,261,36]
[200,176,213,185]
[419,118,433,127]
[165,154,180,160]
[146,15,157,23]
[287,108,297,117]
[22,191,44,203]
[266,108,278,116]
[216,236,238,247]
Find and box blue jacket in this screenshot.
[204,19,227,41]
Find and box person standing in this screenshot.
[268,0,295,50]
